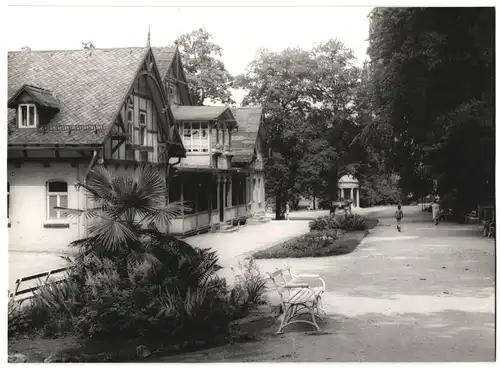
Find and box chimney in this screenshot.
[21,46,31,52]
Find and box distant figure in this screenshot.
[285,203,290,220]
[395,205,404,232]
[432,199,440,225]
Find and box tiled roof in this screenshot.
[9,85,60,110]
[171,105,231,121]
[152,46,176,81]
[231,107,263,163]
[8,47,149,146]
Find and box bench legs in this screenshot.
[277,299,324,334]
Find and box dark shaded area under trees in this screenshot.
[366,7,495,216]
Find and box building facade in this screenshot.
[153,47,268,235]
[7,45,268,252]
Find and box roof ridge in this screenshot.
[8,46,151,54]
[24,84,53,93]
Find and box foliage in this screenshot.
[8,299,35,339]
[252,229,369,259]
[235,41,366,219]
[367,8,495,213]
[58,164,187,264]
[175,28,234,105]
[309,213,369,232]
[230,258,268,310]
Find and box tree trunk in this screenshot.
[312,187,317,210]
[275,196,282,220]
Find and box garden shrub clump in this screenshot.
[254,213,379,259]
[253,230,340,259]
[309,213,370,232]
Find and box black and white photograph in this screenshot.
[4,0,496,363]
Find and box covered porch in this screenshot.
[168,168,249,236]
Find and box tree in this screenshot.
[175,28,235,105]
[236,41,363,216]
[235,47,318,218]
[368,8,495,214]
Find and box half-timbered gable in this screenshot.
[153,47,192,106]
[102,48,184,165]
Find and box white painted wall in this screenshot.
[8,162,169,252]
[8,162,87,252]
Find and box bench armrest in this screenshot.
[295,274,320,278]
[284,283,309,289]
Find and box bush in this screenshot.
[309,214,368,232]
[8,241,251,348]
[230,258,268,313]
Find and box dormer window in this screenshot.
[9,85,60,129]
[18,104,37,128]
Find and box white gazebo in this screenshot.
[338,174,360,207]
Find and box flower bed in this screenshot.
[253,214,379,259]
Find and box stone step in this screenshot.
[218,225,239,233]
[246,216,272,225]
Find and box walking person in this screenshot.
[395,204,403,232]
[285,203,290,220]
[432,198,440,225]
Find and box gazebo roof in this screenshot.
[339,174,359,184]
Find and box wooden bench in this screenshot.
[267,266,326,334]
[9,266,71,307]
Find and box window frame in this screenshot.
[139,110,147,146]
[46,180,69,220]
[18,103,38,128]
[127,98,134,143]
[182,121,209,153]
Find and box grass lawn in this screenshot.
[253,218,379,259]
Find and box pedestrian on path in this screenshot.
[432,198,440,225]
[285,203,290,220]
[395,204,403,232]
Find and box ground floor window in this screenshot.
[47,181,68,219]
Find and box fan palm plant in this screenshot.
[57,164,190,267]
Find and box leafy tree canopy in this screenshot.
[175,28,235,106]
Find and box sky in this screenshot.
[6,3,372,104]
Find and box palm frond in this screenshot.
[54,206,104,220]
[88,218,138,253]
[143,201,190,228]
[86,165,115,202]
[135,164,168,203]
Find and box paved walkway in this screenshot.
[7,206,389,290]
[165,206,495,362]
[185,220,311,282]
